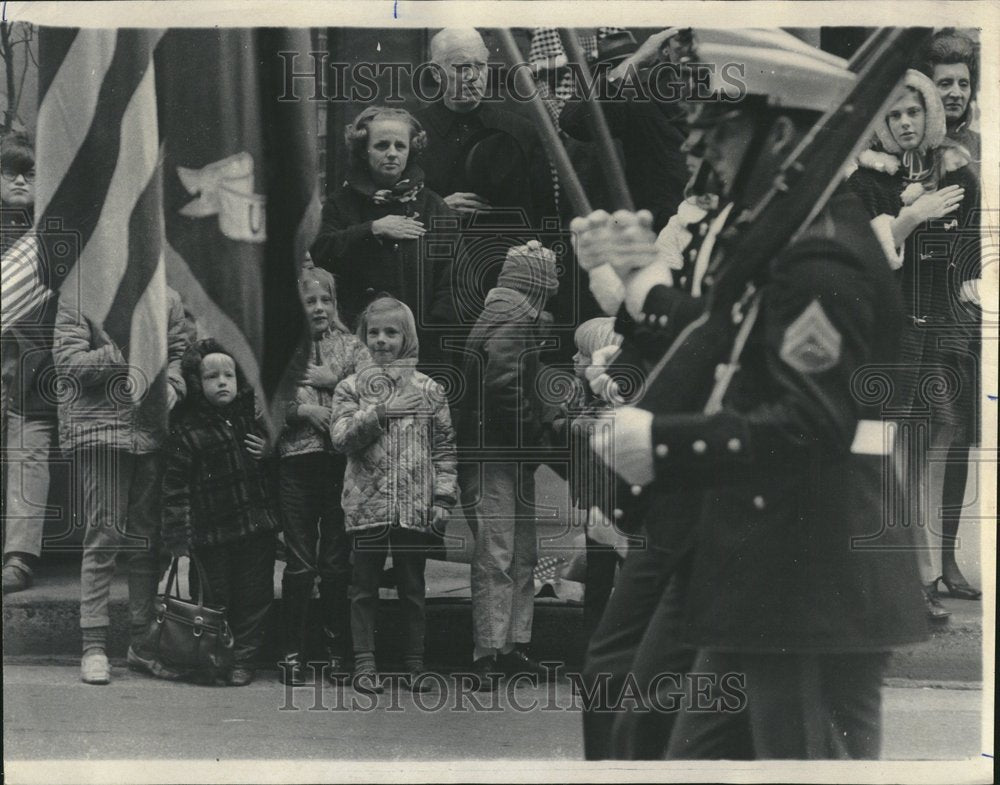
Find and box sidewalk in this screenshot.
[3,552,984,680]
[2,663,988,763]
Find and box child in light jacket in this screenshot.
[330,296,457,694]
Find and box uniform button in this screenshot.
[655,444,668,458]
[687,248,698,261]
[648,313,658,324]
[727,438,742,453]
[703,275,715,288]
[613,508,624,520]
[699,223,708,236]
[692,439,707,454]
[658,315,669,327]
[630,484,643,497]
[752,495,766,510]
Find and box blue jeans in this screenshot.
[464,461,537,653]
[349,526,426,663]
[76,447,163,635]
[3,413,57,561]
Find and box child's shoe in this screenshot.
[227,667,256,686]
[81,651,111,685]
[127,645,183,681]
[325,654,351,685]
[2,556,33,594]
[278,652,308,686]
[353,669,384,695]
[403,667,432,693]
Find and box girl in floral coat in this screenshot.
[330,296,457,694]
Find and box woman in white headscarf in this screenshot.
[847,69,981,612]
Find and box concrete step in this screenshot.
[3,557,983,681]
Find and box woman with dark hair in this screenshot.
[847,69,981,618]
[311,107,458,371]
[1,130,35,252]
[920,30,980,165]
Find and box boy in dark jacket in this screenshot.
[161,339,280,686]
[456,240,560,688]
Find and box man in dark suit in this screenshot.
[416,28,555,229]
[573,29,927,760]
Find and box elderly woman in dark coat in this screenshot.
[311,107,459,371]
[847,69,981,614]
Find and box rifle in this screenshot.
[581,28,929,530]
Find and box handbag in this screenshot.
[140,555,235,681]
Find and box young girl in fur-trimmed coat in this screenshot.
[846,68,982,616]
[330,296,457,694]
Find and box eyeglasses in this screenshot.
[1,169,35,184]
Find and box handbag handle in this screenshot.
[163,554,215,608]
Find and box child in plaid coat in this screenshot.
[161,339,280,686]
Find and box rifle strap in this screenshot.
[703,287,761,415]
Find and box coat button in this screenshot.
[658,315,669,327]
[655,444,668,458]
[648,313,658,324]
[692,439,707,455]
[727,438,742,453]
[630,484,643,497]
[613,508,624,520]
[752,495,766,510]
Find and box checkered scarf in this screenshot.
[371,178,424,205]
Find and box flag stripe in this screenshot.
[37,29,161,294]
[37,27,80,107]
[1,236,51,333]
[61,47,162,327]
[34,30,118,220]
[103,163,162,356]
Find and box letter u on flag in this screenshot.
[35,26,320,435]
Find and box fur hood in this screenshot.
[874,69,945,154]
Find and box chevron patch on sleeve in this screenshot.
[779,300,842,374]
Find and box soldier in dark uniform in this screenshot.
[572,29,927,760]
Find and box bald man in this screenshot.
[416,28,555,228]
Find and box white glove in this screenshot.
[571,209,659,281]
[590,406,654,487]
[588,264,626,316]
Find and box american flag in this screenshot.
[28,27,320,430]
[1,234,49,333]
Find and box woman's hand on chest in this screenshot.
[371,214,426,241]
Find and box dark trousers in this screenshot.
[666,650,889,760]
[350,526,427,665]
[581,526,695,760]
[192,534,275,667]
[583,536,620,641]
[279,453,351,656]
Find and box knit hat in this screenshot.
[874,69,946,155]
[496,241,559,304]
[574,317,623,356]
